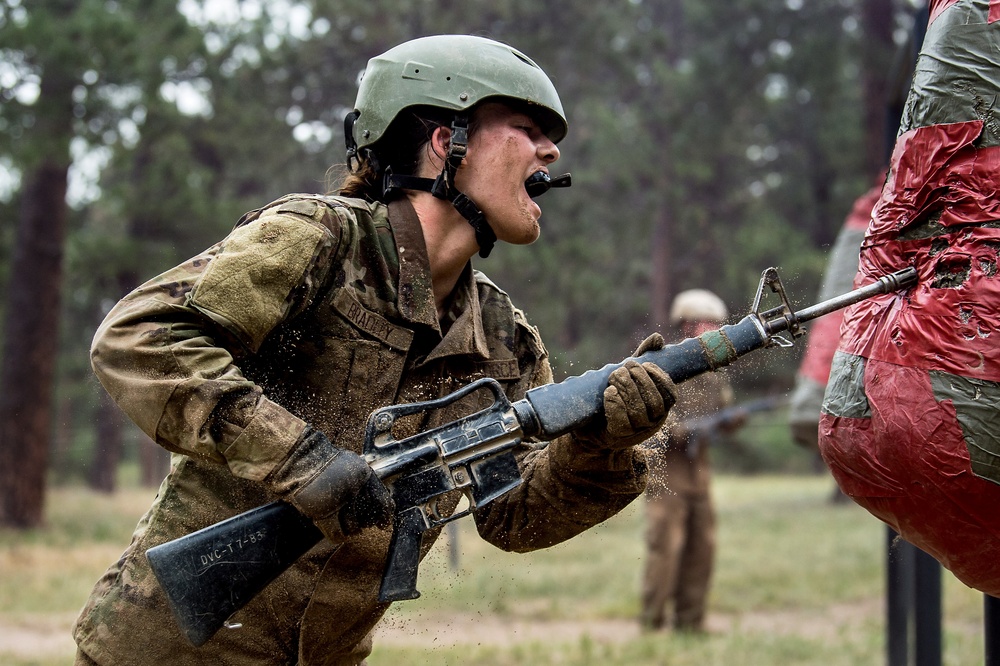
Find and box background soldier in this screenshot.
[640,289,743,633]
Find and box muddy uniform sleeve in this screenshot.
[473,328,648,553]
[91,203,341,482]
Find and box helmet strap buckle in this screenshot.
[376,113,497,259]
[431,115,469,200]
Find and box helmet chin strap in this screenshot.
[382,116,498,258]
[381,115,572,259]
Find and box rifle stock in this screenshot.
[146,440,442,647]
[146,501,320,647]
[146,266,917,648]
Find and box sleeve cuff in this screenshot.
[548,435,648,495]
[222,395,308,481]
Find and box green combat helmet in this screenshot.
[344,34,572,257]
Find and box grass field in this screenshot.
[0,473,988,665]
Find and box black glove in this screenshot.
[266,428,394,542]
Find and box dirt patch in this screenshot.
[376,614,640,647]
[0,613,78,660]
[374,599,884,647]
[0,600,882,658]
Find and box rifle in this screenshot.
[673,395,789,459]
[145,265,916,647]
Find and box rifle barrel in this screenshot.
[789,267,916,327]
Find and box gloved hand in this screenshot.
[578,333,677,451]
[266,427,394,542]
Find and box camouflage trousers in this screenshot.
[640,488,716,631]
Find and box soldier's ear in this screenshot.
[428,126,451,163]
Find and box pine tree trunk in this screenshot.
[0,59,74,527]
[0,161,69,526]
[860,0,896,176]
[649,0,684,330]
[651,209,674,330]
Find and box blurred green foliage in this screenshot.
[0,0,918,480]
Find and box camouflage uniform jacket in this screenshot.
[74,195,648,666]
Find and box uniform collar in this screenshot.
[388,198,490,361]
[389,198,437,329]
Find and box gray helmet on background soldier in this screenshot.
[669,289,728,325]
[343,34,571,257]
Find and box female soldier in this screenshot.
[74,35,675,665]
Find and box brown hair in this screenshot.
[330,106,457,202]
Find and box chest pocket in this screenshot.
[316,290,413,451]
[244,287,412,453]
